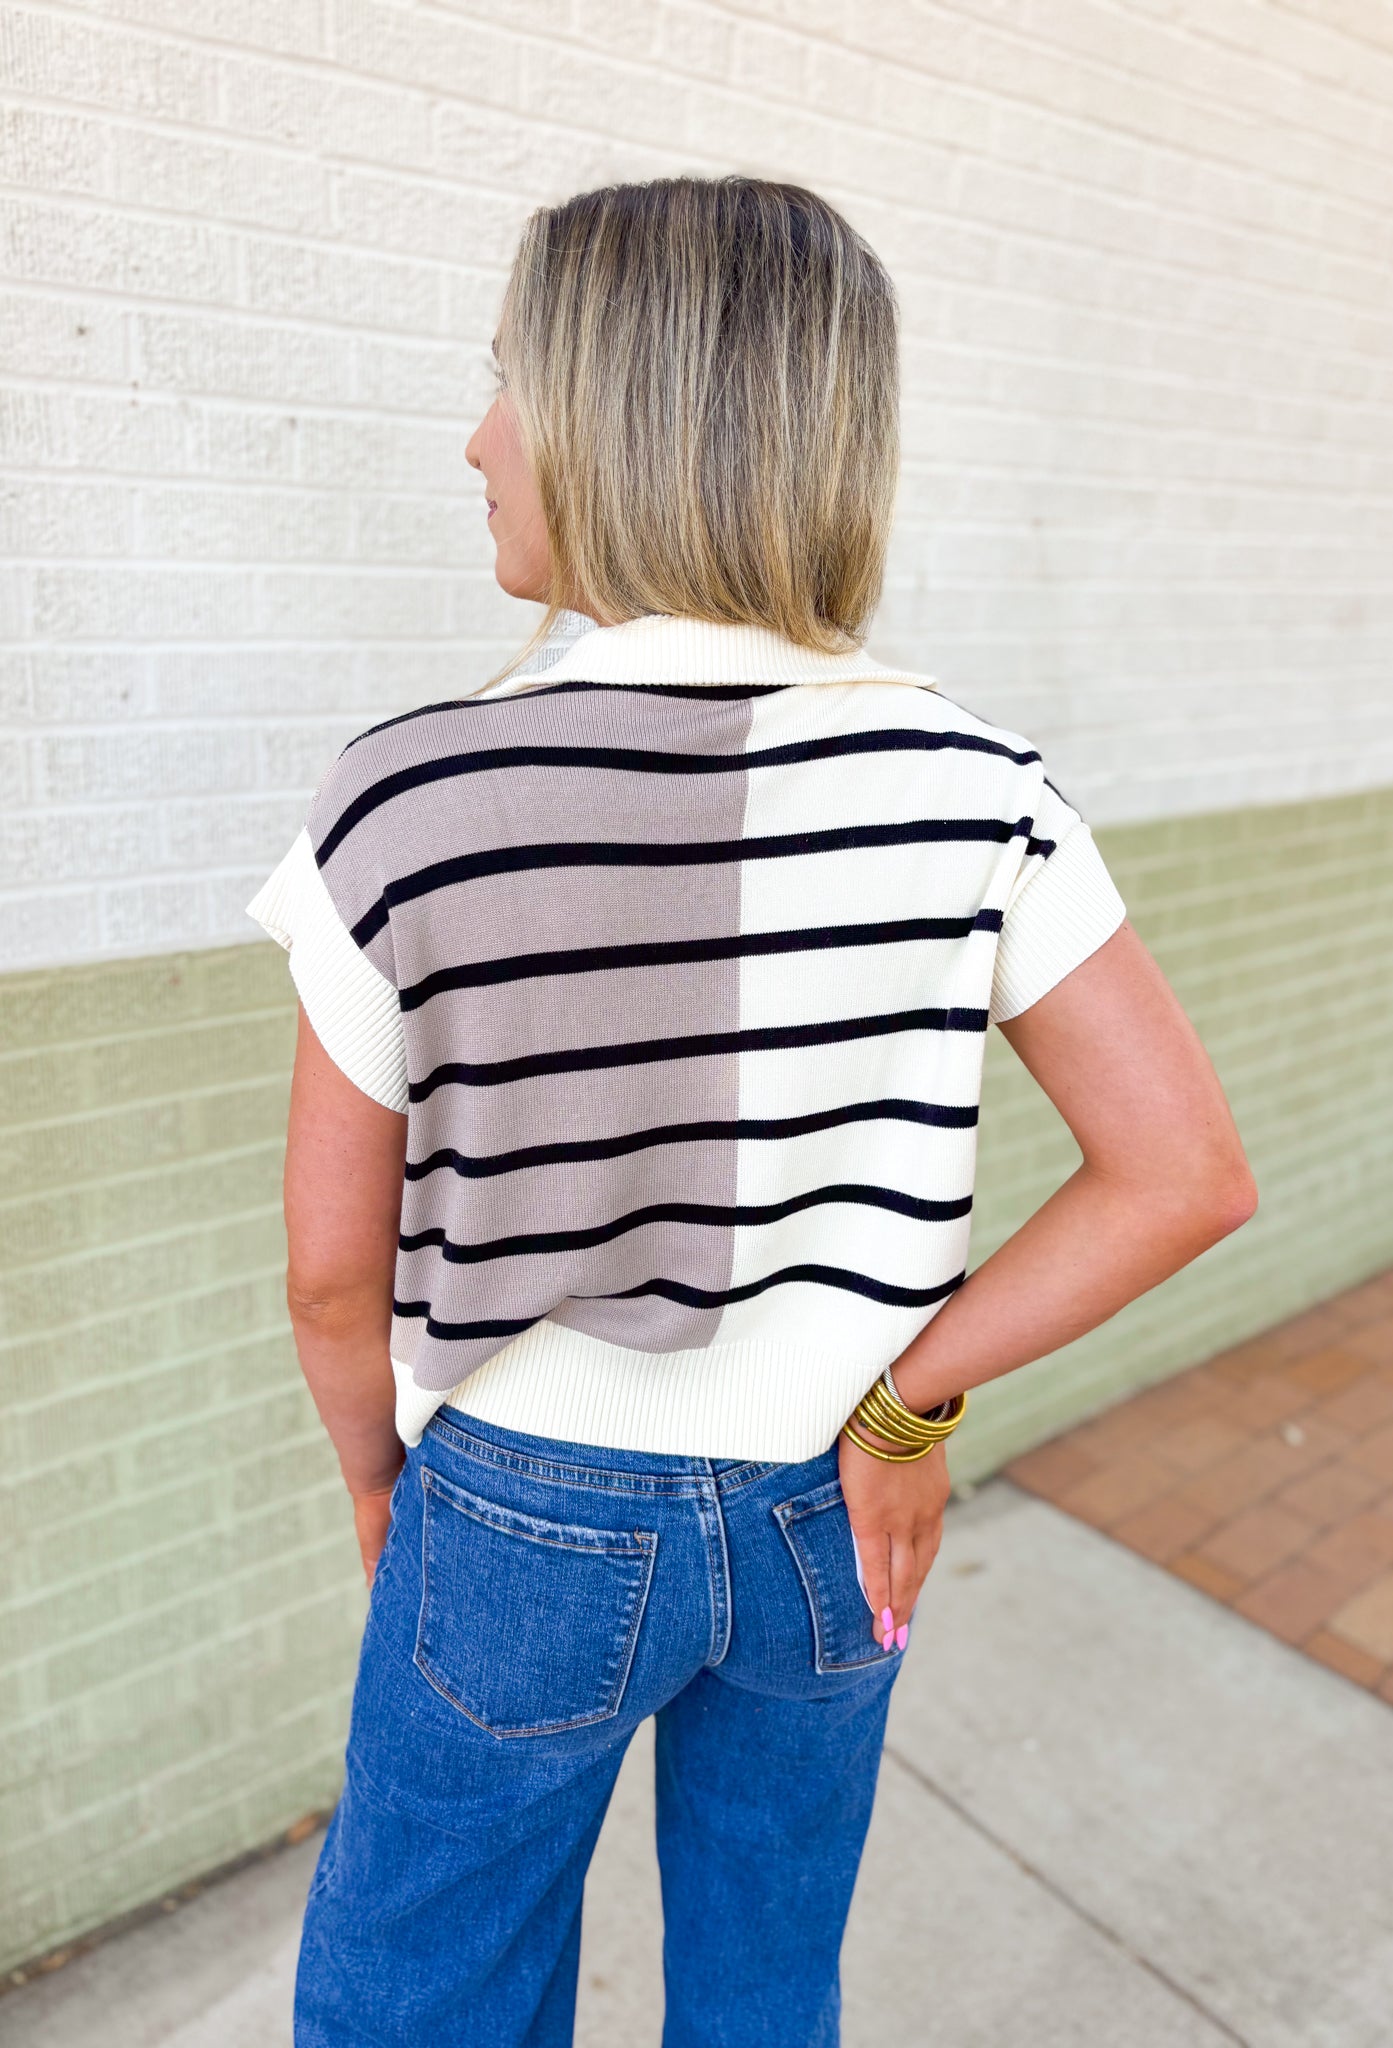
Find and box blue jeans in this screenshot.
[294,1406,905,2047]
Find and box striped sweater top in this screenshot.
[246,612,1127,1462]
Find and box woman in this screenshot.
[248,176,1257,2047]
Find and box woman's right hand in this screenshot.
[352,1480,399,1585]
[838,1424,953,1648]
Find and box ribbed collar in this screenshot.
[496,611,937,693]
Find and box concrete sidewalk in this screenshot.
[5,1478,1391,2047]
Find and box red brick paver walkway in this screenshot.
[1005,1268,1393,1700]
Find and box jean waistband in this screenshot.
[425,1403,824,1497]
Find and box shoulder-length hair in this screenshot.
[492,174,900,676]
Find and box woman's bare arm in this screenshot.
[283,1002,408,1566]
[886,918,1258,1415]
[842,918,1259,1638]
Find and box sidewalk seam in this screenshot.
[880,1745,1253,2048]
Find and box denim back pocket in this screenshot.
[774,1477,889,1675]
[413,1466,659,1738]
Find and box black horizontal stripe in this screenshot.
[351,817,1039,948]
[398,909,1005,1010]
[404,1096,980,1182]
[393,1298,540,1342]
[340,679,785,770]
[318,725,1041,866]
[580,681,790,699]
[340,676,606,754]
[399,1184,973,1266]
[394,1261,968,1340]
[409,1006,990,1101]
[607,1262,968,1314]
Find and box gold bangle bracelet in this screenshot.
[841,1419,939,1462]
[858,1379,967,1444]
[842,1383,968,1462]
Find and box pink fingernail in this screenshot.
[880,1607,894,1631]
[881,1629,894,1651]
[895,1623,909,1650]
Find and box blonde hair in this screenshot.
[491,174,900,680]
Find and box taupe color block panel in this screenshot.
[316,687,757,1371]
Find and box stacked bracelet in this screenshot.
[842,1371,968,1463]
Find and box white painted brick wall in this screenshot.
[2,0,1391,970]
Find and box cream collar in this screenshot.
[497,612,937,693]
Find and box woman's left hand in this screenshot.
[838,1427,953,1649]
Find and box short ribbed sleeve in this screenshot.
[245,827,409,1113]
[988,783,1127,1026]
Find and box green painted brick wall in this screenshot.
[1,784,1390,1971]
[0,947,360,1974]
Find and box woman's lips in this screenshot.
[486,499,497,520]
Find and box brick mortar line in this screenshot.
[5,422,1392,490]
[0,1303,293,1369]
[9,624,1393,659]
[13,565,1393,592]
[558,37,1393,204]
[6,358,1393,437]
[0,1017,293,1059]
[8,173,1393,337]
[0,1296,293,1364]
[5,94,1390,288]
[8,481,1393,538]
[0,1260,293,1354]
[0,246,455,335]
[879,1743,1253,2045]
[0,1209,290,1290]
[1186,1019,1393,1076]
[0,1536,360,1686]
[0,1335,315,1422]
[0,1508,349,1623]
[0,1379,319,1473]
[0,1381,321,1481]
[0,1802,333,1997]
[1155,0,1393,69]
[16,564,496,583]
[22,0,1393,193]
[0,1108,288,1150]
[0,1219,286,1274]
[0,1137,287,1208]
[0,1521,356,1646]
[1,1719,348,1909]
[700,0,1393,125]
[1260,0,1393,63]
[0,1470,347,1601]
[13,518,1393,561]
[12,627,486,643]
[0,1097,291,1140]
[10,83,1393,290]
[1143,930,1393,974]
[0,1524,352,1639]
[0,1469,347,1579]
[0,1507,350,1613]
